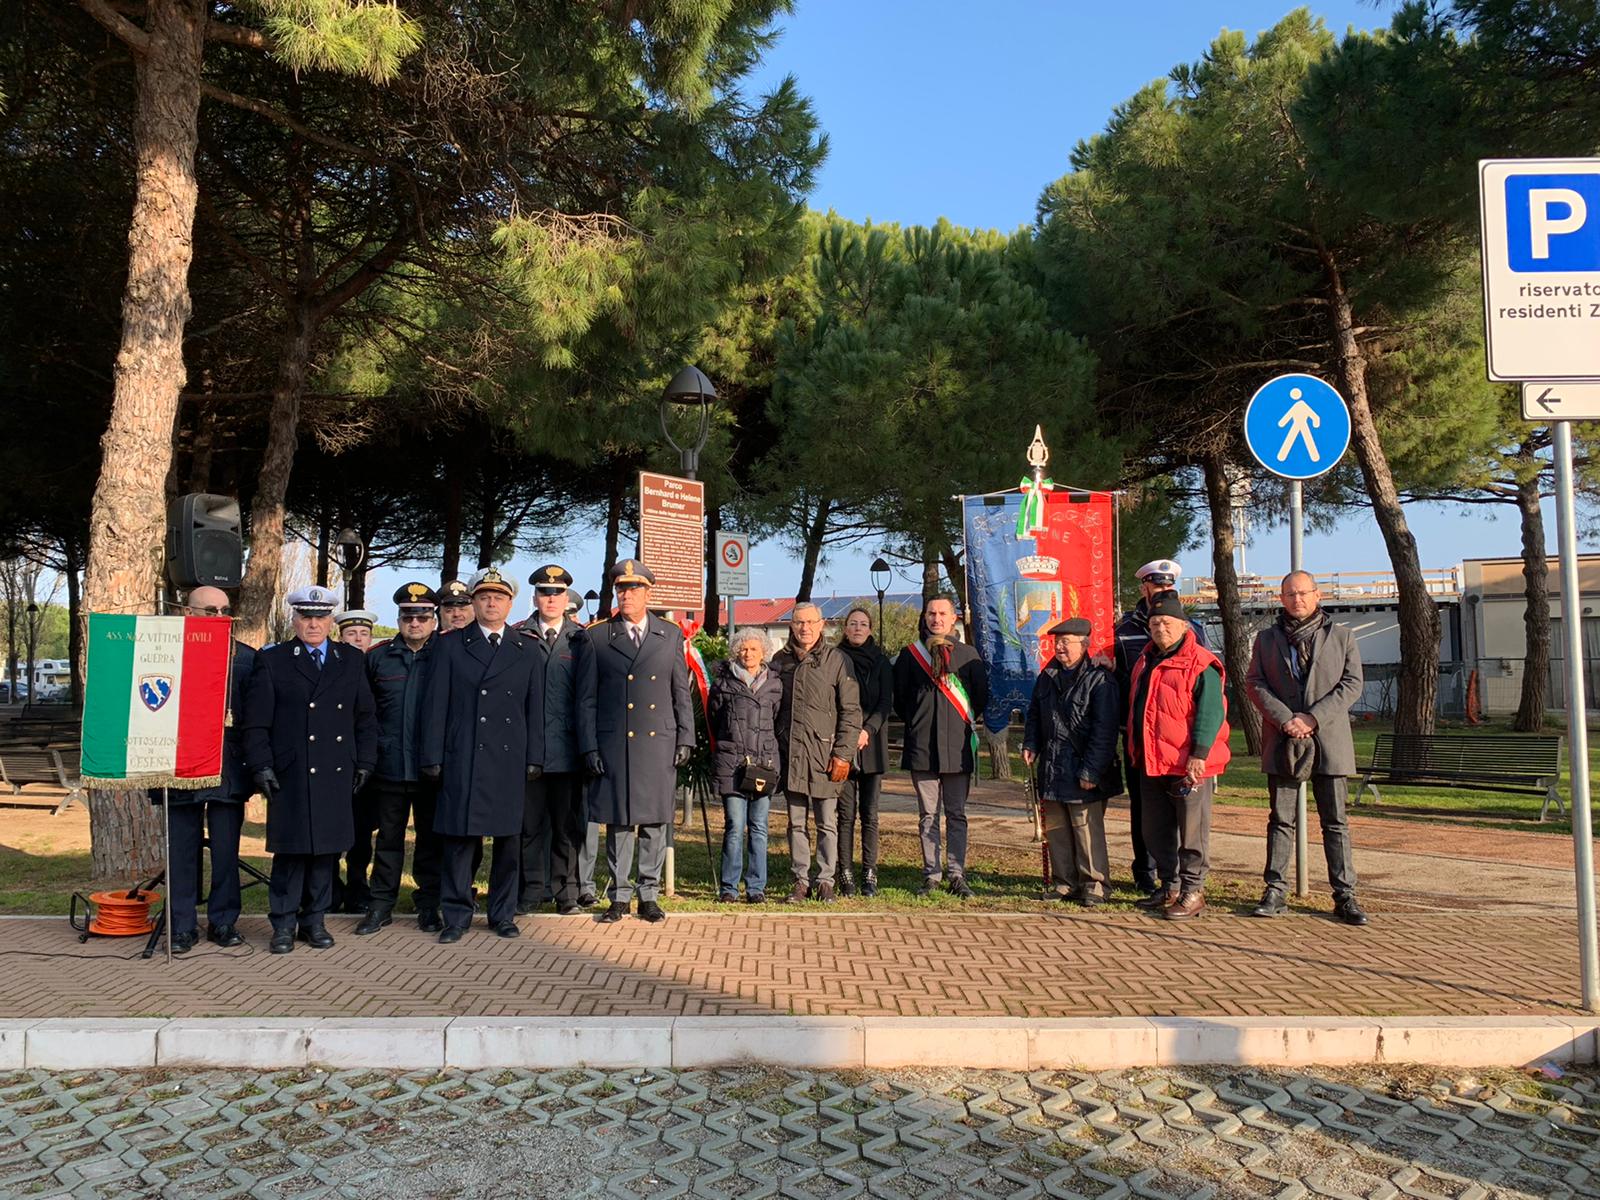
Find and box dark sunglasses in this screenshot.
[400,612,434,622]
[196,605,231,616]
[534,587,567,597]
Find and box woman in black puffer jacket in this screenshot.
[835,607,894,897]
[708,631,784,902]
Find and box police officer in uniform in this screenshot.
[163,585,254,952]
[420,567,543,942]
[577,560,694,924]
[515,564,592,915]
[436,580,474,631]
[335,609,377,653]
[332,607,380,911]
[242,585,378,954]
[356,583,445,935]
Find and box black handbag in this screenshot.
[734,756,778,797]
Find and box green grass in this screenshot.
[1003,716,1595,833]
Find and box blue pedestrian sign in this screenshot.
[1243,374,1350,481]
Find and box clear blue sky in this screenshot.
[368,0,1572,617]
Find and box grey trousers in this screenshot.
[1043,800,1110,899]
[786,792,838,884]
[911,771,971,882]
[605,823,667,903]
[1139,773,1213,893]
[578,820,600,897]
[1264,774,1358,900]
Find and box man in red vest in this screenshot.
[1125,589,1230,920]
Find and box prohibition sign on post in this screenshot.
[715,532,750,597]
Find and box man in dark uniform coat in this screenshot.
[242,585,377,954]
[356,582,443,935]
[515,564,591,915]
[163,585,254,953]
[577,560,694,924]
[331,608,379,913]
[420,566,543,942]
[436,579,474,631]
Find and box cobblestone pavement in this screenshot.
[2,1063,1597,1199]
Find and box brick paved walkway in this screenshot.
[1,1062,1595,1198]
[1,910,1585,1019]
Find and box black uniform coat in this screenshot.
[1022,660,1124,804]
[181,639,256,806]
[367,633,438,783]
[241,639,377,855]
[577,614,694,826]
[893,640,989,774]
[515,616,587,775]
[420,625,542,839]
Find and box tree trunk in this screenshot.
[65,535,83,709]
[1322,251,1439,734]
[1202,452,1262,754]
[87,792,167,881]
[440,453,463,585]
[795,496,831,603]
[349,559,369,609]
[704,504,721,633]
[81,0,206,627]
[235,308,315,647]
[1513,467,1550,732]
[921,547,939,604]
[985,725,1012,782]
[939,539,974,644]
[187,398,216,493]
[476,482,499,569]
[315,506,331,588]
[598,474,624,617]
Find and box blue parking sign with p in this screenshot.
[1505,174,1600,272]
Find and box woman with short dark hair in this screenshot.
[835,607,893,896]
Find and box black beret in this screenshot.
[1147,589,1187,620]
[1047,617,1091,637]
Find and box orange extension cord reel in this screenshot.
[69,884,162,940]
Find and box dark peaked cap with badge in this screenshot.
[1048,617,1092,638]
[393,581,437,610]
[530,564,574,589]
[436,580,471,607]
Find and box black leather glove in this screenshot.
[673,745,693,768]
[353,769,371,793]
[526,764,543,781]
[584,751,605,778]
[252,768,280,796]
[420,765,442,781]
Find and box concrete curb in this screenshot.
[4,1015,1596,1071]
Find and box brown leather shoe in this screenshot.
[1164,891,1206,920]
[1135,887,1175,910]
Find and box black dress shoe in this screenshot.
[1335,897,1370,926]
[416,908,444,933]
[438,925,468,944]
[354,909,393,936]
[298,924,335,950]
[557,903,581,916]
[637,900,666,923]
[515,901,539,916]
[600,901,628,923]
[494,920,520,938]
[1251,891,1287,918]
[578,893,598,909]
[206,924,245,948]
[171,929,199,955]
[269,929,294,954]
[343,893,370,915]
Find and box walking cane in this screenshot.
[1024,768,1050,893]
[696,777,719,889]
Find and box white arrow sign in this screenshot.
[1275,392,1322,463]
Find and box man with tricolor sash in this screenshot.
[893,595,989,899]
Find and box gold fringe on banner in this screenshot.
[84,773,222,791]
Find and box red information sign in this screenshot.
[638,471,706,612]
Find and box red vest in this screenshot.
[1127,632,1232,779]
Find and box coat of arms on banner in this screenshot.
[138,675,173,712]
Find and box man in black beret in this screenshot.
[1022,617,1123,905]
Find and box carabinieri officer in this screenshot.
[242,585,377,954]
[420,566,543,942]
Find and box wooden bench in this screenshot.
[1353,732,1566,820]
[0,748,86,814]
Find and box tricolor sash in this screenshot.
[907,640,979,761]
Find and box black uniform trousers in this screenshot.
[1122,747,1157,891]
[521,773,583,907]
[441,833,519,929]
[167,801,245,935]
[367,777,443,913]
[335,788,380,910]
[269,853,338,932]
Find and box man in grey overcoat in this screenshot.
[1244,571,1368,926]
[577,560,695,924]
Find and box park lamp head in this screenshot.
[870,557,891,595]
[660,365,717,478]
[334,528,366,577]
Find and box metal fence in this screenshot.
[1338,657,1600,719]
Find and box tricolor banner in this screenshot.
[82,615,233,789]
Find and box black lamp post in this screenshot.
[870,557,891,639]
[23,601,37,712]
[583,588,599,622]
[333,528,366,608]
[659,365,717,481]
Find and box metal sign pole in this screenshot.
[1289,480,1309,899]
[163,786,173,964]
[1553,420,1599,1011]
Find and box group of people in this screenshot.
[1022,558,1368,925]
[163,551,1368,957]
